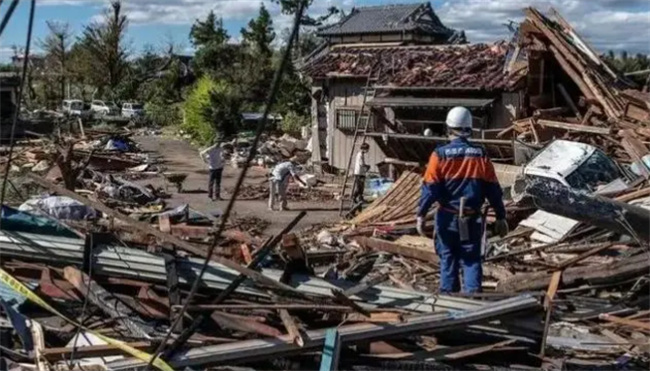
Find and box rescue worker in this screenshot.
[352,142,370,204]
[200,137,224,201]
[417,107,509,293]
[269,157,307,211]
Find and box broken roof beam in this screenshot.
[536,119,611,135]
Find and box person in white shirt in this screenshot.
[269,157,307,211]
[199,138,224,201]
[352,142,370,204]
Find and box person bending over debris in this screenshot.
[200,137,224,201]
[416,106,508,294]
[352,142,370,204]
[269,157,307,211]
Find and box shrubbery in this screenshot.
[281,111,309,138]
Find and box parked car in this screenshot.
[122,102,144,118]
[62,99,85,116]
[511,139,638,202]
[90,100,119,116]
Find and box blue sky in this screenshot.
[1,0,649,60]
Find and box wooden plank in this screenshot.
[355,237,438,263]
[540,270,562,357]
[554,243,614,270]
[599,314,650,331]
[279,309,304,347]
[543,44,592,100]
[42,341,153,361]
[620,129,650,178]
[63,266,151,339]
[537,119,611,135]
[26,173,302,296]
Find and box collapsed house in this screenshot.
[303,5,650,176]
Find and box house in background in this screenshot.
[302,2,525,175]
[317,2,465,46]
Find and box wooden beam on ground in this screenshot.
[42,341,153,361]
[25,173,301,296]
[355,237,438,263]
[63,266,152,339]
[537,119,611,135]
[279,309,304,347]
[540,270,562,357]
[599,314,650,331]
[620,129,650,179]
[553,243,615,270]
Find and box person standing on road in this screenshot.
[200,137,224,201]
[269,157,307,211]
[416,106,508,294]
[351,142,370,204]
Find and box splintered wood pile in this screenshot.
[499,7,650,165]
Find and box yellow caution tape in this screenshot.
[0,268,173,371]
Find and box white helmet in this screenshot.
[446,106,472,130]
[423,128,433,137]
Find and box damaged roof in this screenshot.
[317,2,454,38]
[302,43,525,91]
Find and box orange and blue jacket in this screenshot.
[418,137,506,219]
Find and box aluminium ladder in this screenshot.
[338,69,380,215]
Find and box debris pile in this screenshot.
[498,8,650,168]
[0,6,649,371]
[227,181,335,202]
[225,134,311,169]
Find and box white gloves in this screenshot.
[416,216,425,237]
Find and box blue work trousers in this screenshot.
[434,210,485,293]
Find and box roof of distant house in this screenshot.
[302,42,525,91]
[318,2,454,38]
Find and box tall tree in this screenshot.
[40,21,73,102]
[241,4,276,60]
[190,11,229,47]
[78,0,129,96]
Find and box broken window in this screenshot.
[565,150,621,192]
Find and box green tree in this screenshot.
[238,4,277,105]
[202,84,243,141]
[39,21,73,103]
[190,11,229,47]
[77,0,129,97]
[182,76,219,143]
[281,111,309,137]
[241,4,276,60]
[603,50,650,86]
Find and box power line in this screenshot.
[143,1,308,368]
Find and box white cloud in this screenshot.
[39,0,650,53]
[436,0,650,53]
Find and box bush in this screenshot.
[281,111,309,138]
[182,76,219,144]
[145,101,182,127]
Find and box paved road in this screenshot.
[133,135,340,236]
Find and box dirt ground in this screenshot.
[133,135,341,236]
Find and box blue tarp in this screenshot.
[1,205,78,237]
